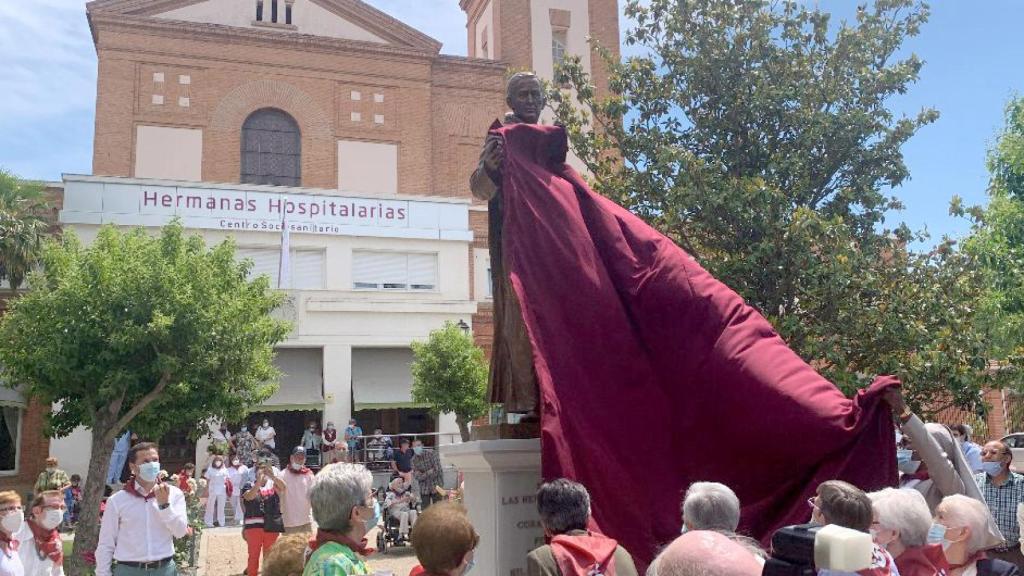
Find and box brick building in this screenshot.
[0,0,621,487]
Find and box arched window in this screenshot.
[241,108,301,187]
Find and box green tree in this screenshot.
[0,169,50,291]
[959,97,1024,387]
[0,221,290,575]
[548,0,996,412]
[410,322,488,442]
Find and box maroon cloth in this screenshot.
[551,533,619,576]
[894,544,950,576]
[493,122,899,567]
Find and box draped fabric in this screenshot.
[493,122,899,567]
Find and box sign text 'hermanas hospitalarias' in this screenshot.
[59,178,472,241]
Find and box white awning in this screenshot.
[0,386,25,408]
[263,348,324,412]
[352,348,426,410]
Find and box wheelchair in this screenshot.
[374,481,422,554]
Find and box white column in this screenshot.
[322,344,353,429]
[441,440,542,576]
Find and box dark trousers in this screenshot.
[990,547,1024,568]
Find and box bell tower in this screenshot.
[459,0,621,100]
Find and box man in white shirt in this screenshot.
[203,456,230,528]
[226,457,249,526]
[17,491,65,576]
[96,442,188,576]
[280,446,314,533]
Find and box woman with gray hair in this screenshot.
[681,482,741,533]
[934,495,1017,576]
[303,463,380,576]
[868,488,945,576]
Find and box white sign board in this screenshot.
[60,177,473,241]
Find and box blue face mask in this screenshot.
[463,558,475,575]
[413,446,424,455]
[982,461,1005,477]
[138,461,161,483]
[927,523,947,544]
[363,499,381,532]
[896,449,913,465]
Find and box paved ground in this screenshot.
[198,526,418,576]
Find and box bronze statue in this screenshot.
[470,72,547,419]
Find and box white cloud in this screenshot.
[0,0,96,121]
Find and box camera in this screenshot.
[762,524,874,576]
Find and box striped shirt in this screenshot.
[975,471,1024,544]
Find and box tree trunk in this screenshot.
[456,415,471,442]
[67,424,118,576]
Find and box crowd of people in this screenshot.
[5,390,1024,576]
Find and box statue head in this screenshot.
[506,72,546,125]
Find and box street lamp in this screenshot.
[456,319,470,334]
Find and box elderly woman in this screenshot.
[868,488,947,576]
[409,502,479,576]
[303,463,379,576]
[934,495,1016,576]
[885,390,988,510]
[385,477,420,544]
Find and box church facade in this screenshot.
[0,0,618,487]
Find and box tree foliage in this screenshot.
[548,0,997,412]
[410,322,488,442]
[0,169,50,291]
[0,221,289,573]
[959,97,1024,379]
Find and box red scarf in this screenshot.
[0,530,18,555]
[894,544,950,576]
[308,529,374,557]
[551,532,619,576]
[286,465,312,475]
[178,472,193,494]
[27,519,62,565]
[123,476,163,500]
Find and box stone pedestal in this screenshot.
[441,439,543,576]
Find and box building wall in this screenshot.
[90,19,504,199]
[156,0,388,43]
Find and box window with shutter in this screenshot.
[352,251,438,292]
[238,248,324,290]
[237,247,281,287]
[292,250,325,290]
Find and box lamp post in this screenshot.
[456,319,470,334]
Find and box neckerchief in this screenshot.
[948,551,986,570]
[27,519,62,565]
[123,476,162,500]
[285,465,312,475]
[0,530,18,555]
[308,529,374,556]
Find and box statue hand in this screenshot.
[482,135,504,175]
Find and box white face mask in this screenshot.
[1,511,23,535]
[39,509,63,530]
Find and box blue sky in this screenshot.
[1,1,1021,246]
